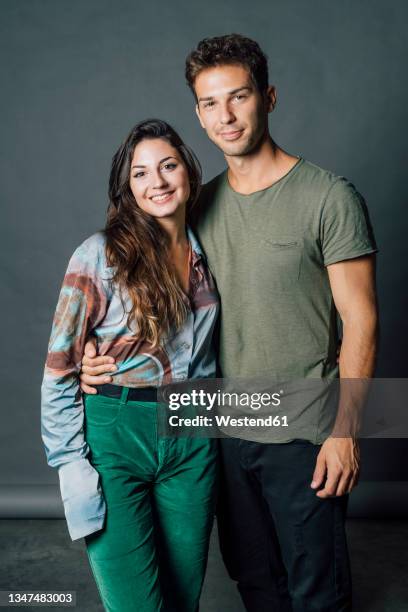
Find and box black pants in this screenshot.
[217,438,352,612]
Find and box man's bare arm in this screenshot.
[311,254,378,498]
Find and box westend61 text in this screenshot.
[168,415,289,427]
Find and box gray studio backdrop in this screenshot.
[1,0,407,517]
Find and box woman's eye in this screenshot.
[234,94,246,101]
[133,171,145,178]
[163,163,177,171]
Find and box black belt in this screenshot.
[95,383,158,402]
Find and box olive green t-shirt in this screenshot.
[195,158,377,383]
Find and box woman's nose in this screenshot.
[151,171,168,189]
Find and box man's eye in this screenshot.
[204,101,215,108]
[234,94,246,101]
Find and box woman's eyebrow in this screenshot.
[131,156,176,169]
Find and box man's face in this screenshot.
[194,64,274,157]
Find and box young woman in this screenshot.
[41,119,219,612]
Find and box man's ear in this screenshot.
[195,104,206,129]
[265,85,277,113]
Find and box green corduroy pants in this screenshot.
[83,389,218,612]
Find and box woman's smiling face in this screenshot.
[129,138,191,219]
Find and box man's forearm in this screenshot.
[315,256,378,495]
[331,311,378,437]
[339,311,378,378]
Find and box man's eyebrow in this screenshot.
[131,156,175,169]
[229,86,252,95]
[198,86,252,103]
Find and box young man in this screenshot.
[80,35,378,611]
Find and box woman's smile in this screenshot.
[149,190,175,204]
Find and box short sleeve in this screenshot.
[320,178,378,266]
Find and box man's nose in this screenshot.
[219,103,236,124]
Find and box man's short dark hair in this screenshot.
[185,34,269,99]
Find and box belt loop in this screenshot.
[120,386,130,404]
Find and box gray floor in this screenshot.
[1,519,407,611]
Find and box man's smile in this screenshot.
[218,129,244,141]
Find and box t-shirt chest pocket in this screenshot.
[258,234,303,292]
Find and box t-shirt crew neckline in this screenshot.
[225,156,304,198]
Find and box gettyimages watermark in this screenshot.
[167,388,283,411]
[167,388,287,430]
[155,378,408,443]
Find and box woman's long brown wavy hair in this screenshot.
[105,119,202,346]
